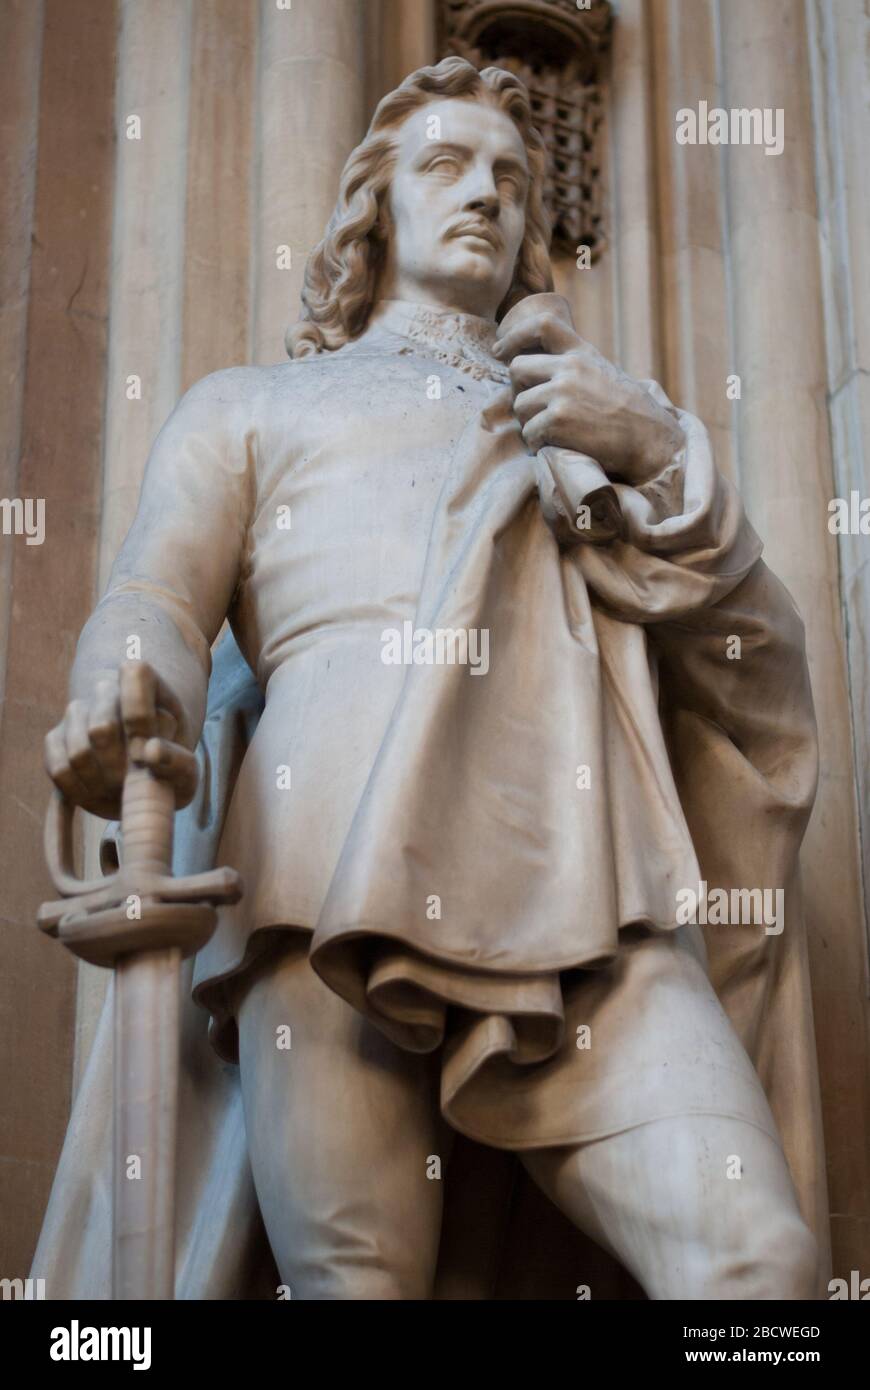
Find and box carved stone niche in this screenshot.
[438,0,613,259]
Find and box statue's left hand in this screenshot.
[493,307,685,486]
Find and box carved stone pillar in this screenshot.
[76,0,195,1086]
[253,0,368,364]
[720,0,865,1280]
[649,0,736,480]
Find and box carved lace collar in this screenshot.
[366,298,511,384]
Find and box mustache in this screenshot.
[445,217,502,250]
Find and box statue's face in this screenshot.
[380,97,530,319]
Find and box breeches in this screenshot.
[233,932,818,1300]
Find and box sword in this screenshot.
[38,661,241,1300]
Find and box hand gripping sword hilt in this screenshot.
[37,735,242,968]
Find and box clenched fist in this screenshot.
[494,302,685,486]
[44,660,197,820]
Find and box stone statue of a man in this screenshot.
[44,57,821,1299]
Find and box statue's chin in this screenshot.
[433,258,507,317]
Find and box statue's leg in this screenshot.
[520,1115,818,1300]
[233,937,446,1300]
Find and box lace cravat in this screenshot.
[369,298,511,384]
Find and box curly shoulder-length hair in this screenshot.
[286,55,553,359]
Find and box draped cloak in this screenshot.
[31,300,830,1297]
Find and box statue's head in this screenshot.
[287,56,553,358]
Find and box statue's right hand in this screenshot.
[44,661,188,820]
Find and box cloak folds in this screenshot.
[31,385,830,1298]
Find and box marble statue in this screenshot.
[34,56,828,1300]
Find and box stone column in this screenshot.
[805,0,870,1278]
[76,0,194,1084]
[97,0,192,589]
[367,0,436,108]
[649,0,736,480]
[608,0,661,381]
[253,0,369,364]
[0,0,44,714]
[720,0,870,1278]
[181,0,257,390]
[0,0,117,1277]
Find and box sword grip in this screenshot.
[120,764,175,878]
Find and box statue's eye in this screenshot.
[428,155,460,174]
[497,170,527,199]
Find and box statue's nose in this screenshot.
[465,191,499,218]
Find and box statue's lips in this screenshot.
[448,224,500,251]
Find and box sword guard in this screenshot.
[38,768,242,966]
[43,901,222,968]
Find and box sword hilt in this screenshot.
[37,707,242,967]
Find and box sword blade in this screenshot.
[112,945,181,1300]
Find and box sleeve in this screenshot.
[70,369,257,749]
[650,556,818,833]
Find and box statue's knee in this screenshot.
[707,1213,818,1300]
[756,1216,819,1299]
